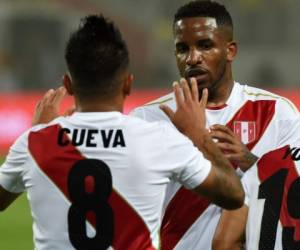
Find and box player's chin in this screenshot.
[196,79,211,91]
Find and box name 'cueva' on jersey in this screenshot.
[57,128,126,148]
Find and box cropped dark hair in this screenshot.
[65,14,129,100]
[174,1,233,29]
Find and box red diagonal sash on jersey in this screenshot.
[258,146,300,241]
[161,100,275,250]
[28,124,155,250]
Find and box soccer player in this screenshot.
[0,15,244,249]
[130,1,299,249]
[213,117,300,250]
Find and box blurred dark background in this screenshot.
[0,0,299,92]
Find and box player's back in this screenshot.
[0,111,211,250]
[242,118,300,250]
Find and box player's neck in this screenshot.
[206,73,234,108]
[76,95,124,113]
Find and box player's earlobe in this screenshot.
[226,41,237,62]
[123,73,133,96]
[62,74,74,96]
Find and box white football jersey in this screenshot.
[130,82,299,250]
[242,118,300,250]
[0,112,212,250]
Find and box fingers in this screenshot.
[159,104,174,121]
[210,124,235,136]
[180,78,192,103]
[51,86,66,105]
[210,129,236,143]
[32,86,66,126]
[42,89,55,104]
[173,81,184,108]
[200,88,208,108]
[216,142,239,152]
[190,77,199,101]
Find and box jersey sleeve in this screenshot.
[241,166,258,206]
[241,174,250,206]
[265,98,299,152]
[129,107,146,120]
[130,105,172,123]
[277,117,300,146]
[0,131,29,193]
[161,122,212,190]
[275,97,299,119]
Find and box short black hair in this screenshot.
[174,1,233,30]
[65,14,129,100]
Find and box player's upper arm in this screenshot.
[0,130,30,206]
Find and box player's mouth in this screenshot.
[185,67,209,84]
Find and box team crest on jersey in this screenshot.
[233,121,256,144]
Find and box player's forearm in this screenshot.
[188,129,233,169]
[190,130,245,209]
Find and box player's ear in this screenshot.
[62,73,74,96]
[122,73,133,96]
[226,41,237,62]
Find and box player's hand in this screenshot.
[32,86,72,125]
[159,77,208,138]
[209,124,258,171]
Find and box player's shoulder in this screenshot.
[124,113,173,134]
[131,92,174,113]
[241,82,284,101]
[239,82,298,112]
[130,92,175,122]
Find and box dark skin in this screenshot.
[174,17,258,171]
[212,205,248,250]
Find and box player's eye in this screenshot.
[198,40,213,50]
[176,43,189,54]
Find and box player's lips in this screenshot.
[185,67,209,82]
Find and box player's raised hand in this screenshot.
[160,77,208,138]
[209,124,258,171]
[32,86,67,125]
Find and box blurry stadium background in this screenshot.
[0,0,300,249]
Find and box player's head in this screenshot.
[64,14,132,104]
[173,1,237,97]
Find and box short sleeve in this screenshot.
[0,132,29,193]
[277,117,300,146]
[241,176,250,206]
[269,98,299,150]
[161,122,212,190]
[130,104,173,123]
[241,166,258,207]
[129,107,146,120]
[275,97,299,119]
